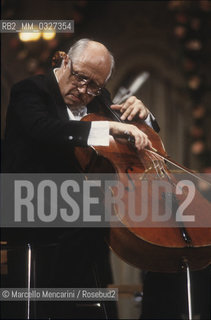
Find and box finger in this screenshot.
[138,108,148,120]
[120,105,134,120]
[142,135,153,151]
[133,131,144,150]
[136,132,149,150]
[126,96,136,105]
[147,139,153,149]
[127,105,140,121]
[140,134,148,149]
[120,100,132,112]
[120,96,136,113]
[133,133,141,150]
[110,104,123,110]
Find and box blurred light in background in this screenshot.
[19,27,41,42]
[42,29,56,41]
[19,27,56,42]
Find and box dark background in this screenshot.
[1,1,211,319]
[1,0,211,171]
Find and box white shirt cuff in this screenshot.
[87,121,110,146]
[144,113,155,128]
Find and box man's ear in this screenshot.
[63,54,70,69]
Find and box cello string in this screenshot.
[152,159,160,177]
[136,148,164,178]
[146,149,211,187]
[145,150,180,190]
[130,144,185,192]
[145,151,193,205]
[137,149,158,175]
[148,151,162,177]
[146,150,197,192]
[152,153,171,180]
[145,150,166,178]
[131,144,191,201]
[155,155,167,178]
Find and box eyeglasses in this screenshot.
[70,61,103,96]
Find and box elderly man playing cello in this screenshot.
[3,39,159,319]
[4,39,157,173]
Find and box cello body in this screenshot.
[75,113,211,273]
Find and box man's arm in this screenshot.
[8,79,91,146]
[8,79,156,150]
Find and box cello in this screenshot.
[53,50,211,272]
[74,103,211,274]
[53,50,211,320]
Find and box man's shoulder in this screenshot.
[12,73,49,93]
[9,71,64,111]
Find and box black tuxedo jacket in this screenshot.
[3,71,108,173]
[3,70,159,173]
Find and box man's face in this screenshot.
[57,47,111,108]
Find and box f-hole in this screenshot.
[125,167,135,191]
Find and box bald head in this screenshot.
[56,39,114,108]
[67,39,114,81]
